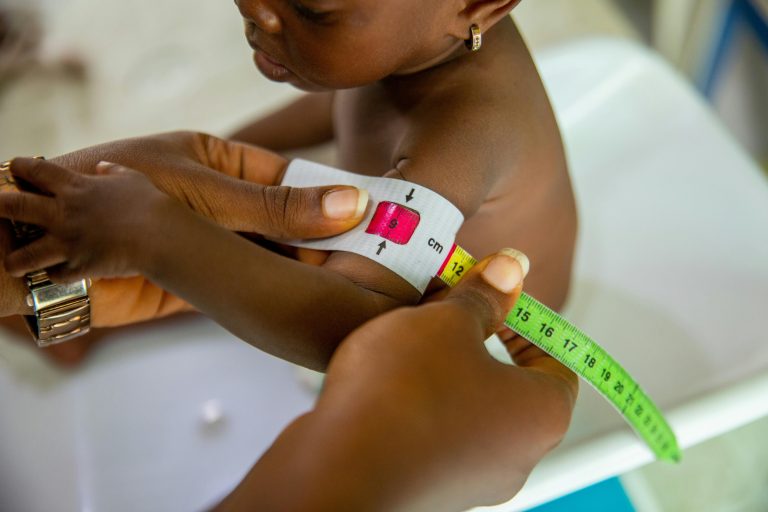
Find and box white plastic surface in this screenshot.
[475,38,768,510]
[1,39,767,511]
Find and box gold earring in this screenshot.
[465,24,482,52]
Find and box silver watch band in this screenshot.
[1,159,92,347]
[24,270,91,347]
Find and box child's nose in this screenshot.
[237,0,282,35]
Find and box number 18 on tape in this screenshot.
[439,245,680,462]
[282,160,681,463]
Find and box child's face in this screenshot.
[236,0,466,91]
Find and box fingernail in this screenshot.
[322,188,368,220]
[96,161,114,173]
[482,248,530,293]
[500,248,530,278]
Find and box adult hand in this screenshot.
[218,249,578,512]
[0,133,364,368]
[0,157,367,284]
[0,201,109,365]
[48,131,365,237]
[0,222,29,316]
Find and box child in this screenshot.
[0,0,576,370]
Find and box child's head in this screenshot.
[236,0,522,91]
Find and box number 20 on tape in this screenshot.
[439,244,680,463]
[280,160,681,463]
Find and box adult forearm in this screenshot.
[229,92,335,150]
[214,410,417,512]
[143,201,394,370]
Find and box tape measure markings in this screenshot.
[430,235,680,462]
[281,160,463,293]
[281,159,681,462]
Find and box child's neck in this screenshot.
[377,17,512,94]
[392,41,466,76]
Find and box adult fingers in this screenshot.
[294,247,331,266]
[249,184,369,240]
[9,157,81,194]
[4,236,67,278]
[0,222,13,253]
[187,135,369,238]
[95,161,127,175]
[500,330,549,366]
[510,330,579,398]
[195,133,288,183]
[0,190,56,227]
[94,160,145,178]
[497,318,579,408]
[442,248,529,341]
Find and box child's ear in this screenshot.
[448,0,522,39]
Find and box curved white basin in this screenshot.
[479,38,768,510]
[1,38,767,511]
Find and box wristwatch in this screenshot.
[1,158,91,347]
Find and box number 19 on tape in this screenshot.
[438,244,681,463]
[280,160,680,463]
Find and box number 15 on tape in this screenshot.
[281,159,681,463]
[439,244,680,462]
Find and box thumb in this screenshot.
[448,250,579,406]
[444,248,529,339]
[252,184,368,240]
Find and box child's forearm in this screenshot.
[46,132,366,332]
[228,92,335,151]
[46,132,290,329]
[141,199,401,370]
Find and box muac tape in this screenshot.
[282,159,680,462]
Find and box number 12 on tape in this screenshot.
[439,244,681,462]
[281,159,680,463]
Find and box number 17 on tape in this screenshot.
[437,244,681,463]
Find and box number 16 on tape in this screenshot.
[439,244,681,463]
[279,159,680,463]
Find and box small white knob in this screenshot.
[200,399,224,426]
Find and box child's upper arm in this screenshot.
[385,100,509,217]
[320,99,508,306]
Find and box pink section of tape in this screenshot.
[365,201,421,245]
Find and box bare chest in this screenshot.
[333,88,410,176]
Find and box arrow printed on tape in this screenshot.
[280,159,681,463]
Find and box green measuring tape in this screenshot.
[438,244,681,463]
[280,159,681,463]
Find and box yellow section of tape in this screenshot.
[438,245,477,287]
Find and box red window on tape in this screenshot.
[365,202,420,245]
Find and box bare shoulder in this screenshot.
[390,18,576,309]
[329,18,576,309]
[386,17,564,215]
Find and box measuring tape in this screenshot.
[282,160,681,463]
